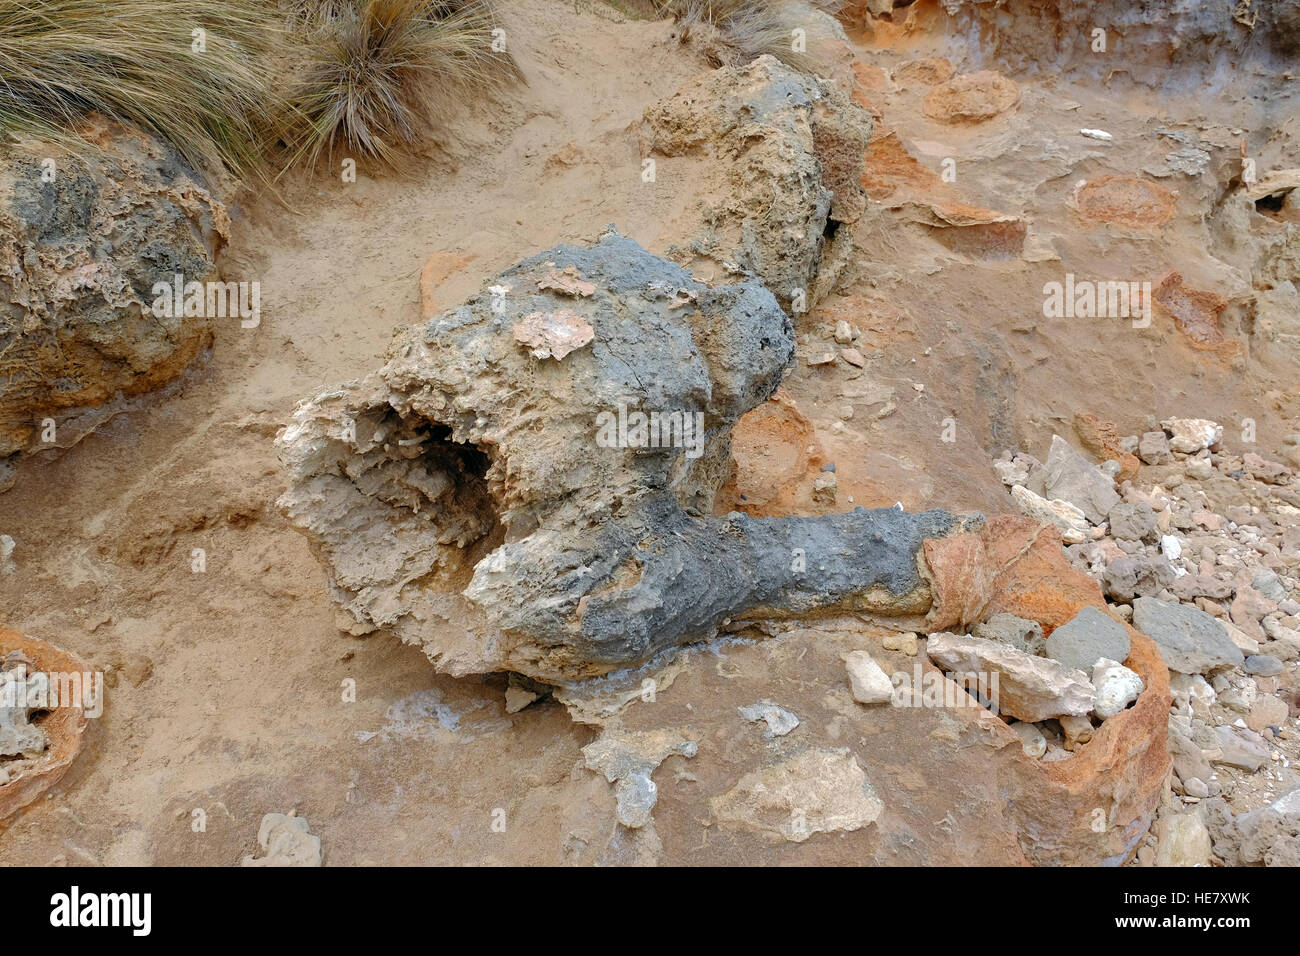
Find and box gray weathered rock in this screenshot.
[1243,654,1284,676]
[972,612,1045,656]
[1043,435,1120,523]
[1103,555,1177,602]
[0,119,225,466]
[1211,725,1269,772]
[641,55,872,311]
[1138,430,1173,464]
[1045,605,1131,672]
[1132,597,1245,674]
[582,727,698,829]
[738,700,801,738]
[1107,501,1157,541]
[239,813,322,867]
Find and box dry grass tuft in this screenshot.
[0,0,283,178]
[652,0,845,69]
[283,0,520,167]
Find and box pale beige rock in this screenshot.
[926,631,1095,721]
[1012,721,1046,758]
[1162,418,1222,454]
[1059,713,1094,751]
[240,813,322,867]
[711,747,883,843]
[882,632,919,656]
[1155,812,1212,867]
[846,650,894,704]
[1010,484,1090,543]
[1247,695,1289,732]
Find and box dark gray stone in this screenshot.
[1045,605,1131,671]
[1243,654,1284,676]
[1103,554,1177,602]
[1132,597,1245,674]
[1107,501,1157,541]
[972,612,1045,656]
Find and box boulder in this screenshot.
[1132,597,1245,674]
[0,119,226,472]
[641,55,872,311]
[1042,435,1120,524]
[277,230,979,682]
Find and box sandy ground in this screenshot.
[1,0,1297,864]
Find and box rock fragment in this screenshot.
[1132,597,1245,674]
[1045,606,1131,672]
[738,700,801,738]
[1010,485,1089,543]
[925,631,1095,721]
[711,748,883,843]
[1092,658,1144,718]
[582,728,698,830]
[845,651,894,705]
[1043,434,1120,524]
[240,813,322,867]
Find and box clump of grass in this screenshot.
[0,0,284,180]
[284,0,520,167]
[652,0,845,69]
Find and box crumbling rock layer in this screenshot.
[278,230,978,682]
[0,118,227,472]
[939,0,1300,80]
[641,55,873,311]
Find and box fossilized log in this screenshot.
[277,228,977,681]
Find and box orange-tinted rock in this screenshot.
[574,514,1169,865]
[894,57,955,88]
[419,251,477,318]
[922,71,1020,123]
[1153,270,1238,352]
[1072,176,1177,228]
[860,131,1025,254]
[852,60,892,93]
[0,629,90,823]
[721,388,827,516]
[1074,412,1141,482]
[924,515,1172,865]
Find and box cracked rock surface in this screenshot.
[278,229,975,683]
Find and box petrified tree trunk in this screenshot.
[277,228,976,682]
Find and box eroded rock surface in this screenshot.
[278,229,978,682]
[0,119,227,478]
[641,55,872,311]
